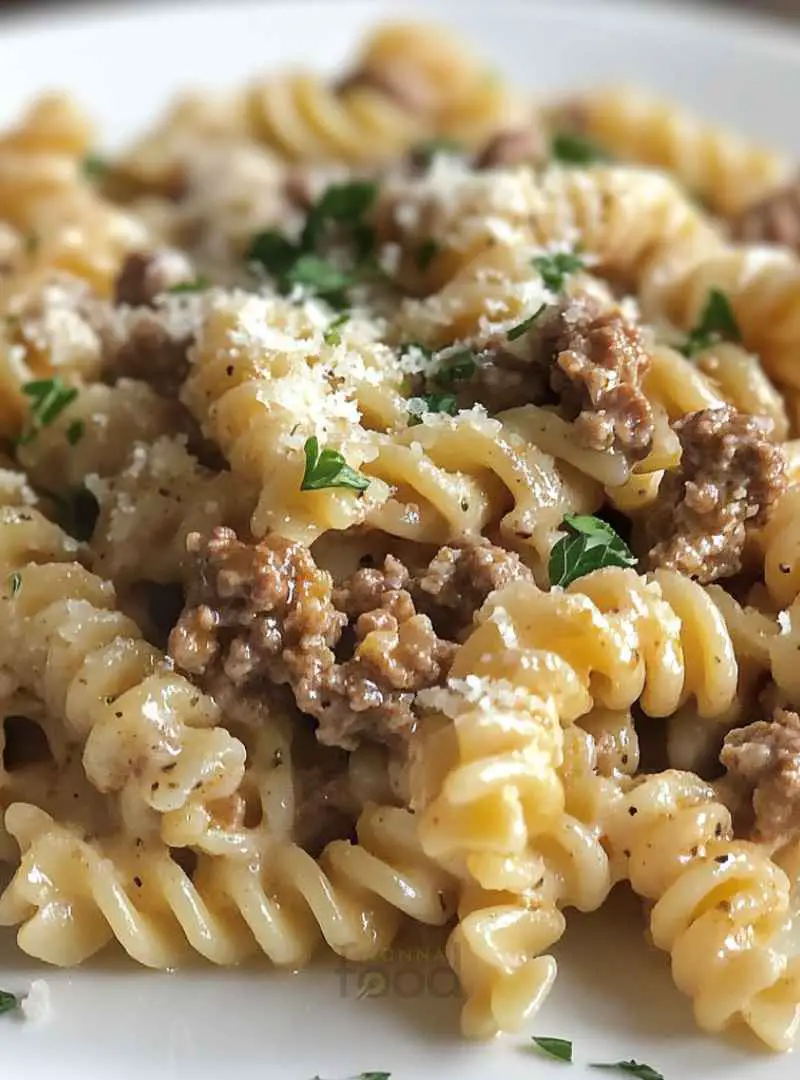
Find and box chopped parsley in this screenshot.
[300,436,369,493]
[433,349,476,387]
[416,238,439,271]
[551,131,609,166]
[323,312,350,346]
[7,572,21,598]
[301,180,379,251]
[679,288,741,358]
[17,378,78,446]
[167,276,211,294]
[533,249,585,292]
[507,304,547,341]
[590,1061,664,1080]
[66,419,85,447]
[0,991,19,1015]
[408,393,458,425]
[248,181,378,306]
[82,153,109,180]
[412,137,463,167]
[531,1037,573,1064]
[51,485,100,542]
[549,514,637,588]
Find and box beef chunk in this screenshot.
[114,249,195,307]
[731,176,800,251]
[645,406,786,583]
[721,708,800,843]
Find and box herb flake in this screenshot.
[82,153,108,181]
[532,1036,573,1063]
[549,513,637,588]
[66,419,85,447]
[590,1061,664,1080]
[551,132,609,165]
[507,304,547,341]
[679,288,741,358]
[167,276,211,294]
[17,378,78,446]
[533,249,585,292]
[324,312,350,346]
[0,991,18,1015]
[416,238,439,271]
[8,572,21,598]
[412,137,463,167]
[301,180,378,251]
[433,350,476,388]
[300,436,369,493]
[408,393,458,425]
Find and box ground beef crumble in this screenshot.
[720,708,800,843]
[169,528,456,752]
[731,176,800,251]
[542,299,655,461]
[644,405,786,583]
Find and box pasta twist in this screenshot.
[183,294,402,544]
[642,245,800,391]
[569,86,791,216]
[762,485,800,608]
[0,801,455,968]
[0,506,246,816]
[603,769,800,1049]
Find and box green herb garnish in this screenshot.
[549,514,636,588]
[412,137,463,167]
[300,436,369,493]
[324,312,350,346]
[533,249,585,292]
[17,378,78,446]
[301,180,378,251]
[285,255,355,305]
[532,1037,573,1063]
[590,1061,663,1080]
[82,153,108,180]
[416,238,439,271]
[7,572,21,598]
[679,288,741,358]
[248,230,298,276]
[66,419,84,447]
[408,393,458,425]
[507,304,547,341]
[50,485,100,542]
[0,991,19,1015]
[551,132,609,165]
[167,276,211,294]
[433,350,476,387]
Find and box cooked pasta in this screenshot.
[0,17,800,1055]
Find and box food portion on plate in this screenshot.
[0,16,800,1054]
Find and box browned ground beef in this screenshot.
[720,708,800,843]
[114,250,195,307]
[644,405,786,583]
[731,176,800,250]
[170,528,455,752]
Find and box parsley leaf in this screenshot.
[408,393,458,424]
[549,514,637,588]
[301,180,378,251]
[66,419,85,447]
[416,238,439,271]
[679,288,741,358]
[247,230,298,277]
[531,1037,573,1063]
[324,312,350,346]
[507,304,547,341]
[82,152,109,180]
[412,137,463,167]
[590,1061,663,1080]
[286,255,355,305]
[551,131,609,165]
[7,572,21,598]
[17,378,78,446]
[433,350,476,387]
[0,991,19,1015]
[300,436,369,493]
[533,249,585,292]
[50,485,100,542]
[167,276,211,294]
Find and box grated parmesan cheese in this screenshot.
[21,980,51,1023]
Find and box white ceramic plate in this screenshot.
[2,1,800,1076]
